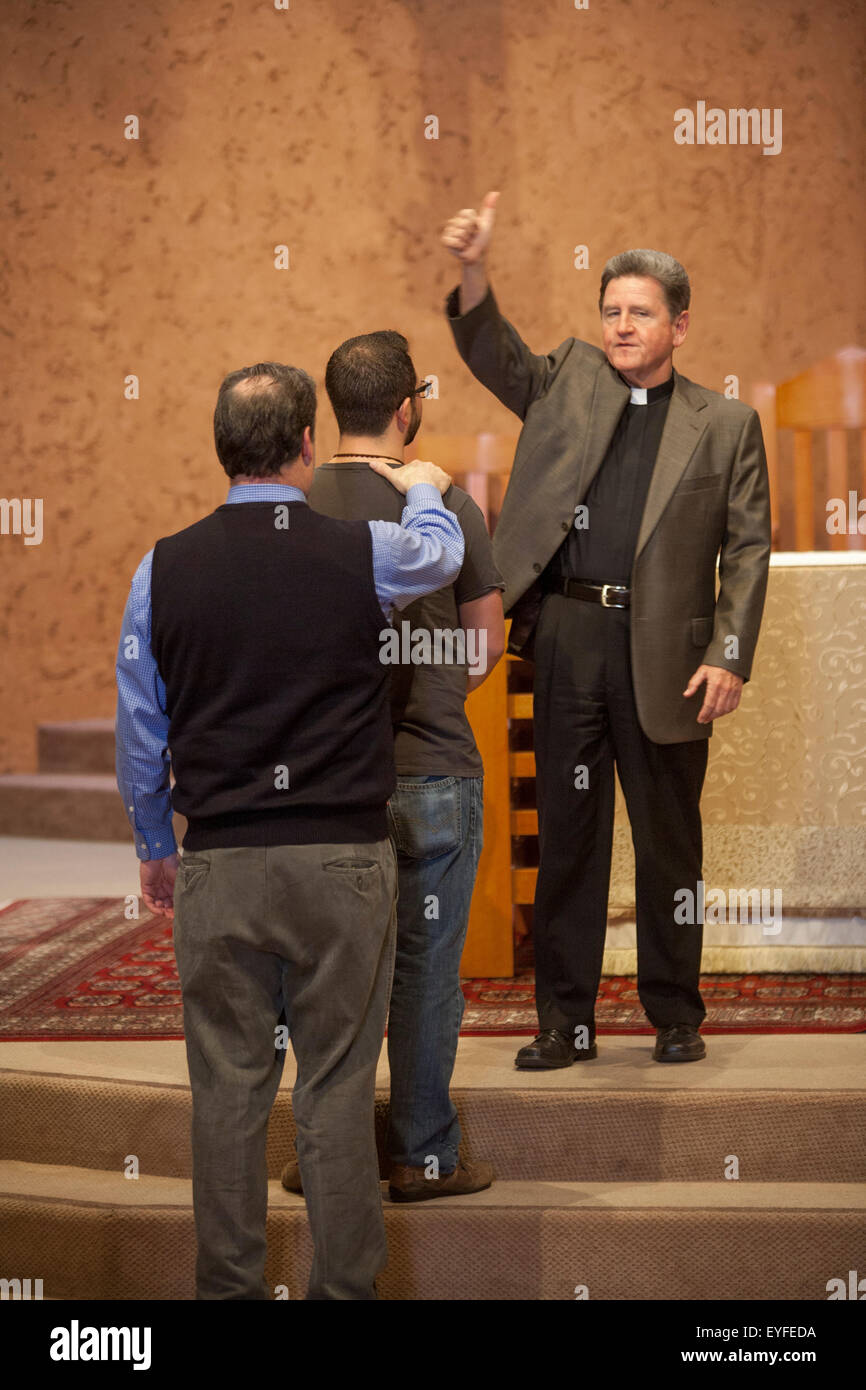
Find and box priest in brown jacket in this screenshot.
[442,192,772,1065]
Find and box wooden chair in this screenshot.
[418,432,518,532]
[415,434,518,975]
[752,347,866,551]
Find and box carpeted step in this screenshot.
[2,1069,863,1184]
[0,776,185,844]
[38,721,116,776]
[0,1162,862,1301]
[0,775,133,842]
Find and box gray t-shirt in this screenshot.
[308,461,504,776]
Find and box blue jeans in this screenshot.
[385,774,484,1172]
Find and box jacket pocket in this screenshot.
[677,474,722,494]
[691,616,714,646]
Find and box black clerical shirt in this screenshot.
[557,370,675,586]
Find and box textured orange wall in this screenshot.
[1,0,863,772]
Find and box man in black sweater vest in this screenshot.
[115,362,464,1300]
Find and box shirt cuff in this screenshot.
[444,284,493,321]
[135,825,177,862]
[404,482,445,510]
[445,286,462,319]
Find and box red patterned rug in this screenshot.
[459,972,866,1035]
[1,898,864,1040]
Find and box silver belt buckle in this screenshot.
[600,584,615,607]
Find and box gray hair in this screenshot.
[598,249,690,321]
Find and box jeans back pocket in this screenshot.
[387,776,462,860]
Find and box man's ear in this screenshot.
[394,396,412,435]
[673,310,689,347]
[302,424,315,464]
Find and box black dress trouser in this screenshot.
[531,592,709,1037]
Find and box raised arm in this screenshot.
[441,190,498,314]
[442,190,576,420]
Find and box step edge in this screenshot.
[2,1068,865,1100]
[2,1167,865,1211]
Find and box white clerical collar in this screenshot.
[619,374,675,405]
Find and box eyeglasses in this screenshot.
[412,381,431,398]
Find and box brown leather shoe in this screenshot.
[280,1099,391,1194]
[388,1156,494,1203]
[280,1159,304,1193]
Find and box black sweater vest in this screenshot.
[150,500,394,848]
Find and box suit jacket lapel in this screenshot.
[634,374,709,562]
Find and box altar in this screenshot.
[463,554,866,975]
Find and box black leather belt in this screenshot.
[551,577,631,608]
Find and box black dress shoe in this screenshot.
[515,1028,597,1069]
[653,1023,706,1062]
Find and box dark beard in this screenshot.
[404,397,421,447]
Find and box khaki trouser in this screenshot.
[172,838,397,1300]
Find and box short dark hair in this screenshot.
[598,249,691,321]
[325,331,416,437]
[213,362,316,479]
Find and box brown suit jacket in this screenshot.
[447,286,772,744]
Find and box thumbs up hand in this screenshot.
[441,190,500,265]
